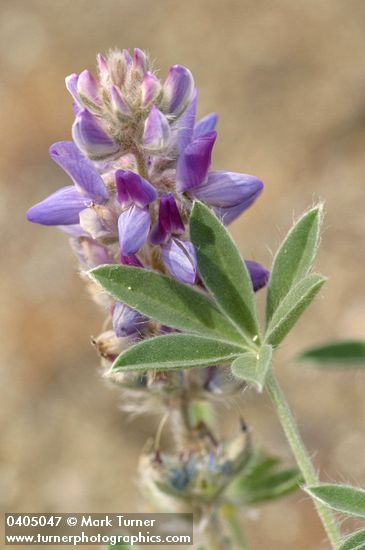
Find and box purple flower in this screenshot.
[161,65,194,117]
[143,106,171,151]
[150,193,185,245]
[72,108,119,159]
[189,171,264,225]
[176,131,217,192]
[115,170,157,255]
[115,170,157,208]
[193,112,218,139]
[49,141,108,202]
[70,237,112,268]
[26,186,88,226]
[112,301,148,337]
[245,260,270,291]
[162,238,197,285]
[175,90,198,153]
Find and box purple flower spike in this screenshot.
[72,108,119,159]
[112,301,148,337]
[141,72,162,107]
[65,73,81,105]
[118,205,151,255]
[189,171,263,208]
[49,141,108,202]
[161,65,194,117]
[150,193,185,245]
[26,186,87,226]
[143,106,171,151]
[115,170,157,208]
[77,70,100,104]
[161,238,197,285]
[111,85,131,116]
[245,260,270,292]
[176,131,217,192]
[193,113,218,139]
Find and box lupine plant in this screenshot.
[27,49,365,549]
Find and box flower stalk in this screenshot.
[266,371,341,548]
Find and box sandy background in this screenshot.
[1,1,365,548]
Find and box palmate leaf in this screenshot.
[190,201,260,345]
[298,340,365,366]
[265,274,326,347]
[306,484,365,519]
[339,530,365,550]
[266,206,322,323]
[111,334,245,372]
[231,344,272,391]
[89,265,243,345]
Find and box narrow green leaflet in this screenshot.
[265,273,326,347]
[89,265,243,344]
[190,201,260,344]
[231,344,272,391]
[112,334,245,372]
[298,340,365,366]
[266,206,322,322]
[306,484,365,519]
[228,450,302,505]
[339,530,365,550]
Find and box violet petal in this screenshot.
[26,186,87,226]
[176,131,217,192]
[49,141,108,202]
[118,205,151,255]
[245,260,270,292]
[115,170,157,208]
[161,238,197,285]
[193,112,218,139]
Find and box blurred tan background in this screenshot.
[1,0,365,548]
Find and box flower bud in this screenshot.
[112,301,148,337]
[160,65,194,117]
[65,73,81,105]
[132,48,147,78]
[110,85,131,117]
[77,69,100,105]
[72,108,119,159]
[141,72,162,108]
[143,106,171,151]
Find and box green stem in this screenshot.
[221,504,248,550]
[266,371,341,549]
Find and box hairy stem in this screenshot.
[221,504,248,549]
[266,371,341,548]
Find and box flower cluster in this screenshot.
[27,48,267,365]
